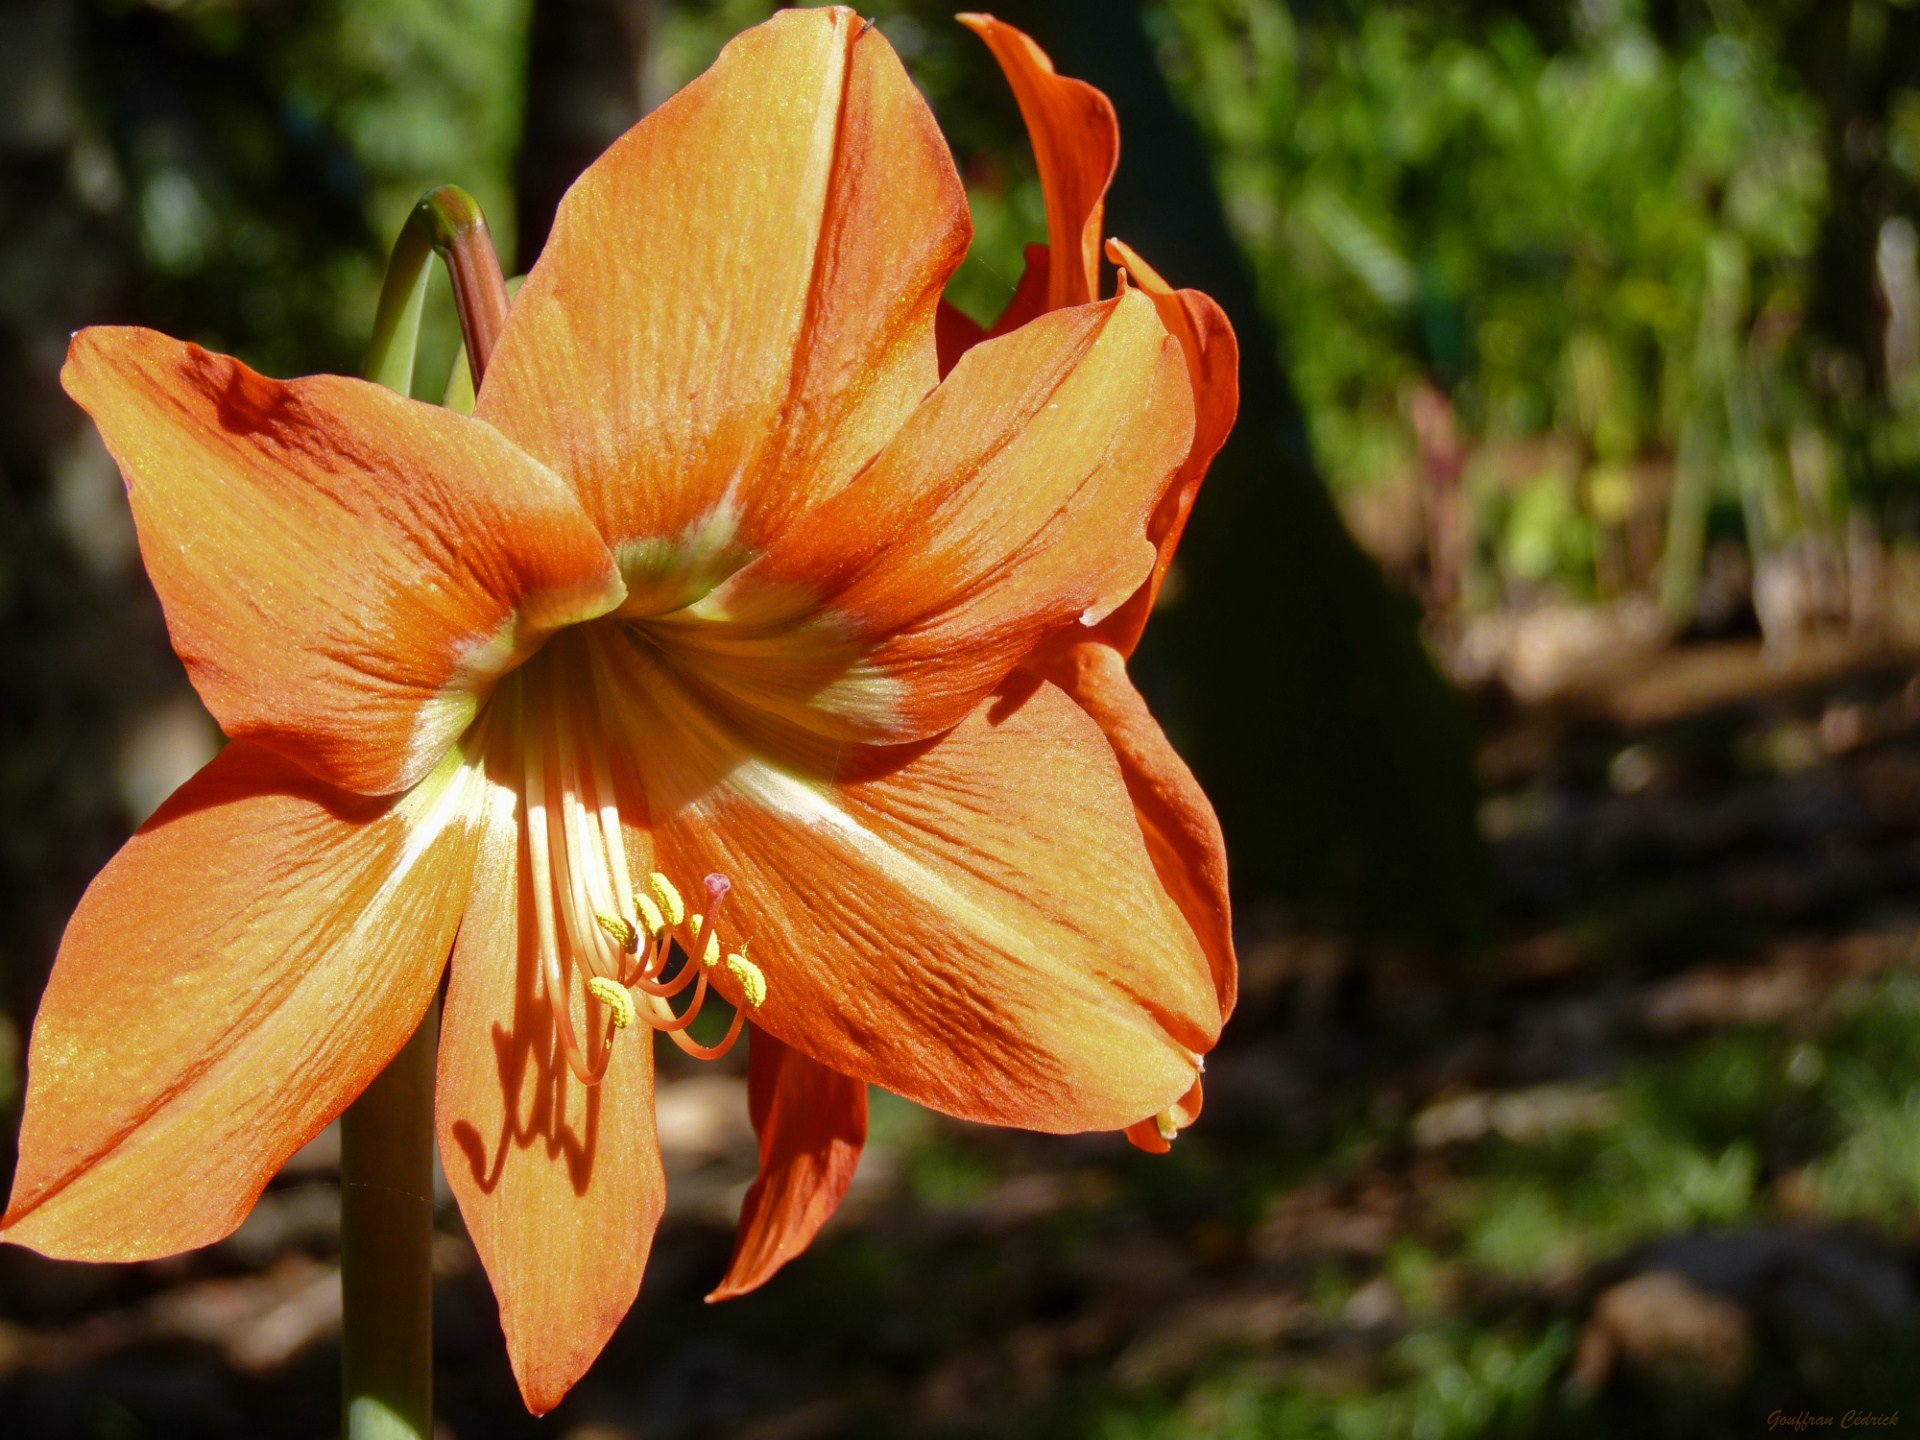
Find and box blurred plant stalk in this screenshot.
[342,185,509,1440]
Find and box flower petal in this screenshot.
[600,642,1219,1134]
[661,290,1194,747]
[436,742,664,1416]
[477,6,970,614]
[708,1029,867,1302]
[1098,240,1241,654]
[2,740,487,1260]
[1124,1076,1204,1155]
[1038,638,1235,1021]
[959,14,1115,310]
[62,328,626,796]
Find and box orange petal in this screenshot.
[436,738,664,1416]
[1124,1076,1204,1155]
[477,6,970,615]
[959,14,1116,310]
[708,1029,867,1302]
[3,740,487,1260]
[1038,638,1235,1021]
[1098,239,1241,655]
[62,327,626,796]
[599,643,1219,1134]
[660,290,1194,747]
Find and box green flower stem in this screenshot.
[343,185,510,1440]
[340,1008,438,1440]
[363,184,511,391]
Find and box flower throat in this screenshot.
[511,630,765,1086]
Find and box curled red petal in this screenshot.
[960,14,1116,310]
[1098,238,1241,656]
[709,1029,868,1301]
[1125,1076,1205,1155]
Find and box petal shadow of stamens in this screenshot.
[451,837,600,1197]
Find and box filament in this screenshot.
[513,645,761,1082]
[522,711,607,1086]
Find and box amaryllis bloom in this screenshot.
[3,6,1236,1414]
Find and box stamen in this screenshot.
[553,719,622,981]
[665,1002,748,1061]
[725,952,768,1009]
[587,976,637,1030]
[649,872,686,927]
[686,873,730,969]
[579,641,645,930]
[549,801,618,985]
[687,914,721,966]
[643,971,712,1033]
[1154,1109,1180,1142]
[522,718,606,1086]
[517,647,762,1081]
[596,912,639,954]
[628,948,701,998]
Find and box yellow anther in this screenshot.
[725,952,767,1009]
[595,912,638,954]
[688,914,722,966]
[648,871,685,927]
[586,976,636,1030]
[634,891,666,939]
[1154,1109,1180,1142]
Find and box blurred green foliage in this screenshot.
[1154,0,1920,611]
[87,0,530,384]
[1012,974,1920,1439]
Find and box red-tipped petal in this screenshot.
[1098,238,1240,655]
[436,744,665,1415]
[1038,638,1235,1021]
[661,291,1193,747]
[599,644,1218,1136]
[709,1030,868,1301]
[62,328,625,796]
[478,6,971,614]
[1124,1076,1205,1155]
[4,741,486,1259]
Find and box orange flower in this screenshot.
[2,6,1234,1414]
[722,15,1244,1310]
[933,13,1243,1157]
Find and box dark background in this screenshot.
[3,1,1920,1435]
